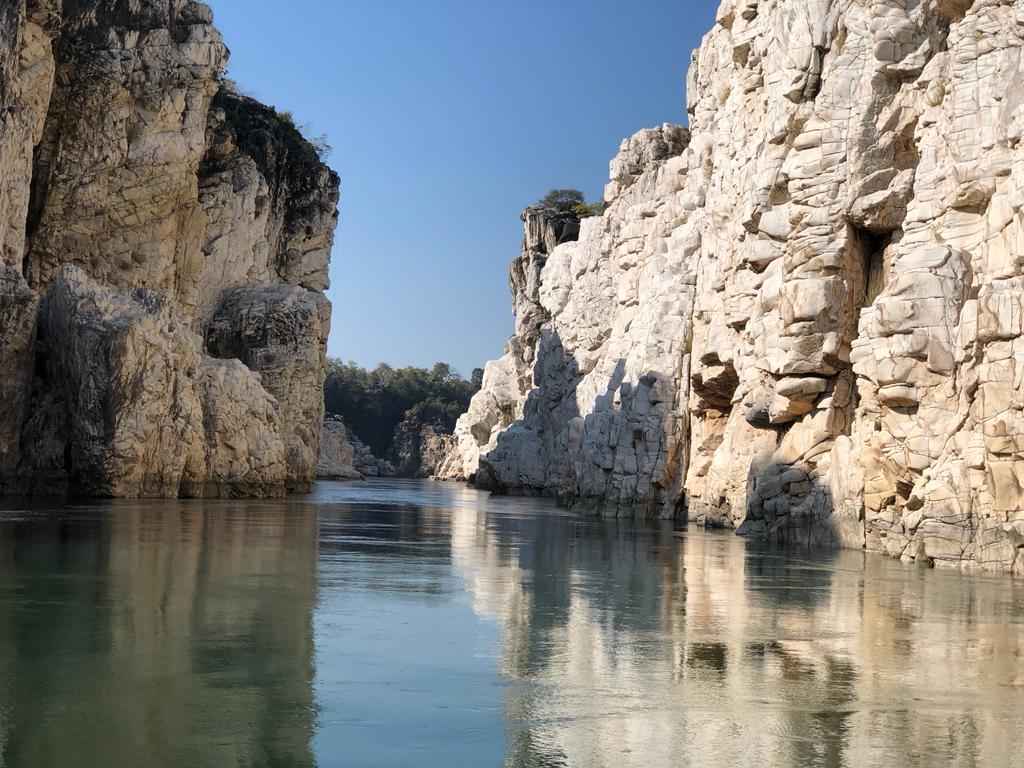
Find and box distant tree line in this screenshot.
[324,361,482,456]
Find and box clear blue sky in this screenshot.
[210,0,718,377]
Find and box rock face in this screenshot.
[454,1,1024,573]
[205,284,332,491]
[0,1,339,498]
[351,432,395,478]
[317,412,458,481]
[316,417,362,481]
[390,415,458,479]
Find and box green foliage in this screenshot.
[273,108,332,160]
[572,201,606,218]
[324,360,480,456]
[535,189,604,218]
[536,188,585,212]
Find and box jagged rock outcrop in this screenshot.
[449,124,695,516]
[316,415,394,479]
[390,414,458,478]
[205,284,331,491]
[443,205,589,484]
[351,432,395,478]
[0,1,339,498]
[454,1,1024,573]
[316,417,363,481]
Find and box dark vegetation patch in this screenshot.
[324,361,482,457]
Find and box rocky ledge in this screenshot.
[449,1,1024,575]
[0,0,338,498]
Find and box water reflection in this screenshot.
[1,481,1023,768]
[0,500,317,768]
[438,485,1024,768]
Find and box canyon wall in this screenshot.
[452,0,1024,573]
[0,0,338,498]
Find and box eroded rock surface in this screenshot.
[0,1,339,499]
[316,417,363,481]
[205,284,331,492]
[390,414,458,479]
[454,1,1024,573]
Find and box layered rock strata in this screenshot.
[454,0,1024,573]
[0,1,339,498]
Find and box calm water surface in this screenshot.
[1,479,1023,767]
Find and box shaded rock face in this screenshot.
[350,431,394,478]
[389,415,457,479]
[0,1,339,498]
[0,266,38,489]
[316,417,362,481]
[454,2,1024,573]
[205,284,331,492]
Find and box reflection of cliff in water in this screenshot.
[449,499,1024,768]
[0,500,318,768]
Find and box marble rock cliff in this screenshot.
[0,0,339,497]
[451,0,1024,574]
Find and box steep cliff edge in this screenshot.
[453,0,1024,574]
[0,0,339,498]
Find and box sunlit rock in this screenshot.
[453,0,1024,573]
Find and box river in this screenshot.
[0,479,1021,767]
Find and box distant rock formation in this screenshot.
[317,411,459,482]
[317,417,363,481]
[0,1,338,498]
[390,414,458,479]
[451,2,1024,574]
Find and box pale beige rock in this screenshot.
[0,1,339,500]
[316,417,363,481]
[39,267,205,498]
[205,284,332,492]
[455,0,1024,572]
[0,2,56,270]
[183,358,290,498]
[455,127,696,516]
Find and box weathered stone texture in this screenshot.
[39,267,204,497]
[0,1,339,499]
[454,0,1024,573]
[206,284,331,492]
[390,415,458,479]
[316,416,363,481]
[0,266,38,487]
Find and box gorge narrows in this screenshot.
[2,1,1024,766]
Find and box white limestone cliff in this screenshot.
[452,0,1024,574]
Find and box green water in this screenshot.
[0,479,1022,767]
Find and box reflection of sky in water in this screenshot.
[2,480,1024,768]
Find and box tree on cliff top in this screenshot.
[535,188,605,218]
[538,189,585,212]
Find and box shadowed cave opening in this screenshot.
[853,224,892,308]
